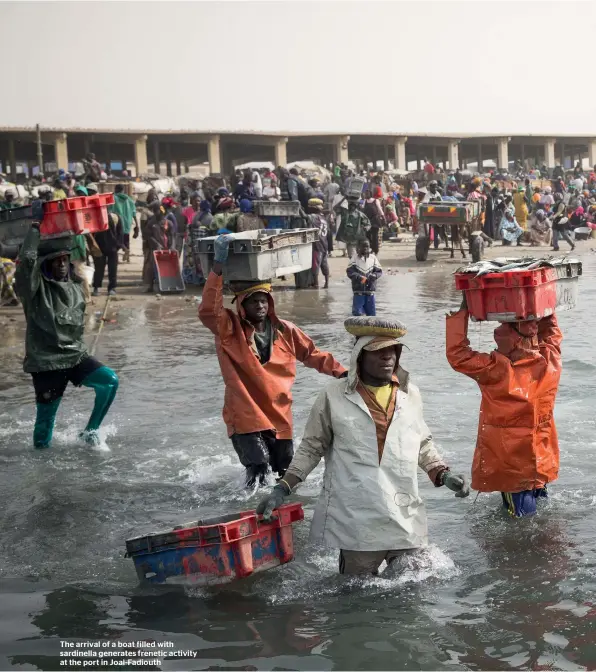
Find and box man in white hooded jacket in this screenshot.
[257,317,470,576]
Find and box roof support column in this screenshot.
[393,136,407,170]
[153,141,160,174]
[335,135,350,165]
[274,137,287,167]
[447,139,460,170]
[8,139,16,180]
[588,139,596,169]
[544,139,556,168]
[134,134,148,176]
[497,137,510,171]
[208,134,222,175]
[54,133,69,172]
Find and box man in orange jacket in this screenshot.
[446,297,562,517]
[199,235,347,487]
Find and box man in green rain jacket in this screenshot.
[109,184,137,262]
[14,214,119,448]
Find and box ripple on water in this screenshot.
[1,255,596,670]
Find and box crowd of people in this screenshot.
[0,155,573,579]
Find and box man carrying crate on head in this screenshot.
[14,205,119,449]
[198,235,347,488]
[445,295,562,517]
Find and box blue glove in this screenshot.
[31,199,44,223]
[214,234,233,264]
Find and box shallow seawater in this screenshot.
[0,254,595,671]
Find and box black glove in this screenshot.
[133,226,140,239]
[256,482,290,522]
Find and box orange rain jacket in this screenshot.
[199,272,347,439]
[446,309,562,493]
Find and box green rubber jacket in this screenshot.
[14,227,88,373]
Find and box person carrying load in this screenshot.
[198,235,347,488]
[14,205,119,449]
[257,317,469,576]
[446,296,562,517]
[335,198,370,259]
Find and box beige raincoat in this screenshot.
[285,335,447,552]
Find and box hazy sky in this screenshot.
[3,0,596,135]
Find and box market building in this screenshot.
[1,128,595,178]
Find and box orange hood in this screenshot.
[233,283,278,325]
[494,321,539,363]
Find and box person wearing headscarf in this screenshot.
[210,197,238,234]
[512,185,529,231]
[383,195,399,234]
[191,199,213,238]
[256,316,469,575]
[446,295,562,517]
[499,209,524,245]
[199,238,346,487]
[539,186,555,212]
[230,198,261,233]
[529,209,552,246]
[569,205,586,230]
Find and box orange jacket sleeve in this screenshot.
[446,309,498,384]
[290,325,347,378]
[198,271,234,339]
[538,314,563,362]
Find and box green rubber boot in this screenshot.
[80,366,119,444]
[33,398,62,449]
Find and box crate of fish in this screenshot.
[253,200,300,217]
[40,193,114,239]
[197,228,318,281]
[454,257,582,322]
[125,503,304,585]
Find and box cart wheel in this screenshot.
[471,235,483,263]
[415,236,430,262]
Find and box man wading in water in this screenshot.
[258,317,469,575]
[446,295,562,517]
[14,206,119,448]
[199,234,346,488]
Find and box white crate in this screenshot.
[198,229,316,282]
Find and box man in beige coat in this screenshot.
[257,317,470,576]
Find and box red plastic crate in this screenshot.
[40,193,114,239]
[153,249,185,292]
[125,503,304,584]
[454,263,581,322]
